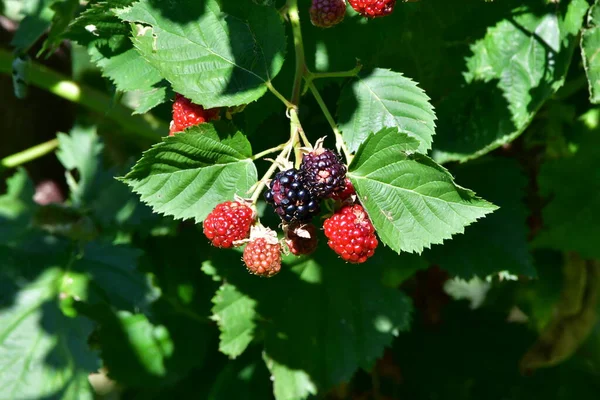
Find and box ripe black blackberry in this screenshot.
[300,148,347,199]
[264,169,320,223]
[264,170,320,223]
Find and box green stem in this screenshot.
[1,138,59,170]
[266,81,294,109]
[0,48,168,142]
[252,143,286,160]
[287,0,305,106]
[306,81,352,163]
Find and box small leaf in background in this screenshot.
[115,0,287,108]
[581,0,600,104]
[426,157,535,279]
[0,269,98,400]
[432,0,589,163]
[533,129,600,258]
[0,168,37,236]
[338,68,437,154]
[348,128,497,255]
[122,123,258,223]
[211,283,257,359]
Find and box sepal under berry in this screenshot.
[243,225,282,277]
[310,0,346,28]
[323,204,378,263]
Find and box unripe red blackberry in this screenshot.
[203,201,255,248]
[264,169,320,223]
[285,223,318,256]
[300,148,347,199]
[348,0,396,18]
[243,226,282,277]
[310,0,346,28]
[169,94,220,136]
[323,204,378,263]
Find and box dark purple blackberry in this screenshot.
[264,169,320,223]
[300,148,347,199]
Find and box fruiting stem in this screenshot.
[265,81,295,109]
[303,62,363,93]
[252,143,287,160]
[249,126,299,204]
[0,48,167,142]
[305,81,353,163]
[287,0,305,106]
[0,138,59,171]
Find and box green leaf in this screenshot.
[263,355,317,400]
[75,242,152,312]
[432,0,589,163]
[581,1,600,104]
[57,124,103,207]
[204,246,413,397]
[0,168,36,221]
[338,68,437,154]
[66,0,169,112]
[10,0,53,53]
[0,268,98,400]
[348,128,497,254]
[96,311,174,386]
[426,158,535,279]
[533,129,600,258]
[211,283,257,359]
[40,0,79,55]
[122,123,257,223]
[115,0,286,108]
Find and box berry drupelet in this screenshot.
[265,169,320,223]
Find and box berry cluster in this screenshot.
[202,145,378,278]
[310,0,347,28]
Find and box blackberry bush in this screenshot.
[3,0,596,399]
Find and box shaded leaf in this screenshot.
[427,158,535,279]
[115,0,286,108]
[581,0,600,104]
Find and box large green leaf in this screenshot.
[338,68,436,154]
[348,128,497,255]
[432,0,589,162]
[427,158,535,279]
[0,269,98,400]
[204,247,413,399]
[582,1,600,104]
[122,123,257,223]
[533,129,600,258]
[115,0,286,108]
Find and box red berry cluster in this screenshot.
[348,0,396,18]
[324,203,378,263]
[169,94,220,136]
[310,0,347,28]
[203,201,255,248]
